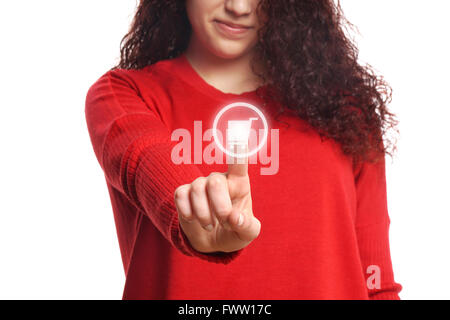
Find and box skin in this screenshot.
[184,0,266,94]
[174,0,264,253]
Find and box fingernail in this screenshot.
[203,224,213,231]
[237,214,244,226]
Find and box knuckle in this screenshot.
[191,177,206,195]
[174,185,188,201]
[194,208,210,220]
[207,174,226,189]
[178,211,190,222]
[214,205,232,218]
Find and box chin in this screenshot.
[209,42,252,60]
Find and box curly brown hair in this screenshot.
[113,0,399,165]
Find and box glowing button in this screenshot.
[212,102,268,158]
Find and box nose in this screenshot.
[224,0,253,16]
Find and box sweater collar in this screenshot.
[171,52,269,101]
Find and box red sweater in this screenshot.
[85,53,402,300]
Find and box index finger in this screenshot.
[227,144,248,177]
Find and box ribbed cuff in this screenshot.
[355,220,402,299]
[369,290,401,300]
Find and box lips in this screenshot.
[213,20,253,38]
[215,20,252,29]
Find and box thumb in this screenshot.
[229,208,261,243]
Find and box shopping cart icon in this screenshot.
[212,102,268,160]
[227,117,259,147]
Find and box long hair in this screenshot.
[113,0,399,165]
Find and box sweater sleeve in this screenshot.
[84,68,243,264]
[353,155,403,300]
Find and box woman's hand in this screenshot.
[174,154,261,253]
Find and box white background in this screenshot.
[0,0,449,299]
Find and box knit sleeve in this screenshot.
[84,68,243,264]
[353,155,403,299]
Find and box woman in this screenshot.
[85,0,402,299]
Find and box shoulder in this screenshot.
[87,57,180,99]
[104,60,172,88]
